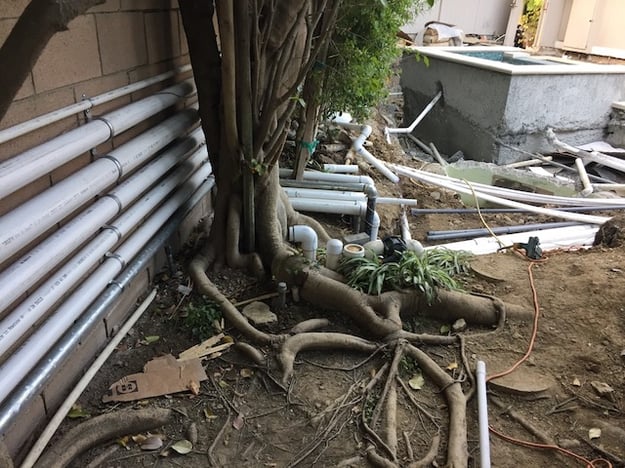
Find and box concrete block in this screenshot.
[1,395,46,464]
[0,0,29,18]
[0,18,34,99]
[73,71,130,116]
[96,12,147,75]
[88,0,120,12]
[145,11,180,64]
[103,268,150,338]
[33,15,101,93]
[342,232,370,246]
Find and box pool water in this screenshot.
[452,50,570,66]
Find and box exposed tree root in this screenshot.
[278,332,380,383]
[290,318,331,334]
[366,444,399,468]
[33,408,172,468]
[233,342,267,366]
[408,433,441,468]
[405,344,468,468]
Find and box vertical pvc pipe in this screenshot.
[476,360,491,468]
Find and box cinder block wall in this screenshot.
[0,1,212,463]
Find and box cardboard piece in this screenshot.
[102,354,207,403]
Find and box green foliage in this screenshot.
[338,248,472,304]
[182,298,222,341]
[520,0,543,47]
[319,0,429,121]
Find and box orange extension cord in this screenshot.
[486,258,612,468]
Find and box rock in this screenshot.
[590,381,615,401]
[430,191,441,201]
[242,302,277,325]
[451,318,467,333]
[488,367,556,397]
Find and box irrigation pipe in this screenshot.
[411,206,625,215]
[390,164,611,224]
[20,288,157,468]
[427,221,583,241]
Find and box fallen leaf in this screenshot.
[223,335,234,343]
[142,335,160,344]
[218,379,229,389]
[203,407,218,420]
[446,362,458,371]
[187,380,200,396]
[232,413,245,430]
[117,436,130,448]
[572,378,581,387]
[408,373,425,390]
[589,428,601,440]
[141,435,163,451]
[440,325,450,335]
[132,434,147,444]
[67,404,90,419]
[240,368,254,378]
[171,439,193,455]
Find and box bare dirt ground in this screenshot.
[46,98,625,468]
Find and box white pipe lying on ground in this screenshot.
[547,128,625,174]
[0,129,205,313]
[0,109,198,264]
[377,197,418,206]
[393,164,625,207]
[426,224,599,255]
[0,64,192,145]
[0,151,210,360]
[288,225,318,261]
[0,165,214,405]
[390,165,610,225]
[323,164,359,173]
[476,361,491,468]
[574,158,594,196]
[0,80,195,199]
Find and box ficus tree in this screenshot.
[179,1,528,466]
[0,1,529,465]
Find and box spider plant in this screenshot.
[338,248,472,304]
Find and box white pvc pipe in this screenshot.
[476,361,491,468]
[0,133,205,312]
[0,166,214,404]
[325,239,343,270]
[288,225,318,261]
[19,288,158,468]
[333,123,399,183]
[400,210,412,242]
[377,197,418,206]
[0,155,210,360]
[289,197,367,217]
[390,165,610,225]
[0,80,195,199]
[0,65,192,145]
[426,225,599,256]
[385,90,443,141]
[420,168,625,207]
[370,211,380,241]
[280,168,374,186]
[574,158,594,196]
[0,109,198,264]
[284,187,367,202]
[323,164,359,173]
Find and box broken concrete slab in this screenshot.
[241,301,277,325]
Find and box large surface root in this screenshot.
[34,408,172,468]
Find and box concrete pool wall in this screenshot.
[400,46,625,164]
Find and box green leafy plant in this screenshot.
[182,298,222,341]
[338,248,472,303]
